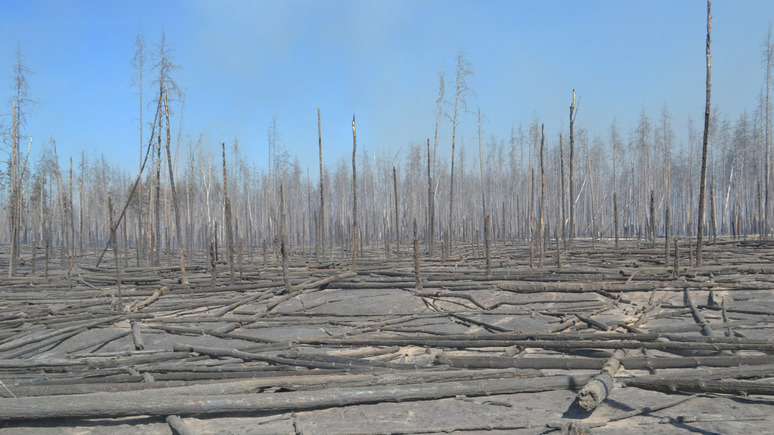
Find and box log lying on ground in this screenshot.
[576,348,625,411]
[623,377,774,396]
[0,374,589,421]
[298,336,774,352]
[437,353,774,371]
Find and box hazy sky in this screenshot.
[2,0,773,175]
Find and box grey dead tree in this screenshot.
[222,142,236,285]
[610,120,622,247]
[131,30,146,266]
[538,124,546,268]
[448,51,473,255]
[568,90,579,245]
[429,71,444,256]
[163,93,188,284]
[559,134,567,247]
[280,183,291,294]
[7,46,34,277]
[151,29,180,267]
[477,109,492,276]
[317,108,325,262]
[393,166,400,258]
[352,114,359,266]
[696,0,712,266]
[761,25,773,238]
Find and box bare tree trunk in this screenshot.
[765,26,772,238]
[393,166,400,258]
[559,135,567,247]
[163,93,188,284]
[529,169,535,269]
[539,124,546,268]
[8,102,18,278]
[710,183,717,243]
[413,219,422,290]
[569,90,579,245]
[208,241,217,288]
[665,166,671,264]
[318,108,325,261]
[484,215,492,278]
[154,104,162,267]
[427,139,434,255]
[280,184,291,294]
[222,143,235,285]
[650,189,656,248]
[108,196,122,312]
[352,115,359,266]
[614,192,620,248]
[696,0,712,267]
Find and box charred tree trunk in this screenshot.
[163,93,188,284]
[539,124,546,268]
[696,0,712,266]
[569,90,579,245]
[318,108,325,262]
[108,196,122,311]
[393,166,400,258]
[427,138,434,256]
[352,115,359,266]
[280,184,291,294]
[222,143,235,285]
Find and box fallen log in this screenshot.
[166,415,198,435]
[437,353,774,371]
[576,348,625,410]
[0,374,589,421]
[623,377,774,396]
[298,336,774,352]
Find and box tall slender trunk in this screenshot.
[393,166,400,258]
[569,90,578,244]
[108,196,122,311]
[427,139,434,255]
[559,135,567,246]
[696,0,712,267]
[352,115,358,265]
[538,124,546,268]
[222,143,235,285]
[280,183,291,293]
[163,93,188,284]
[318,108,325,261]
[8,102,18,277]
[154,103,162,267]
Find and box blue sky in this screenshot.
[2,0,773,175]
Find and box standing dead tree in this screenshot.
[317,108,325,262]
[429,72,444,256]
[8,47,33,277]
[280,184,291,294]
[696,0,712,266]
[539,124,546,268]
[108,196,122,311]
[96,99,160,268]
[163,93,188,284]
[568,90,579,245]
[222,142,236,285]
[393,166,400,258]
[764,25,773,238]
[352,115,359,266]
[448,51,473,257]
[8,101,19,278]
[131,31,146,266]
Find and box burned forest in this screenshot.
[2,2,774,434]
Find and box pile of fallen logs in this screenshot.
[0,238,772,433]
